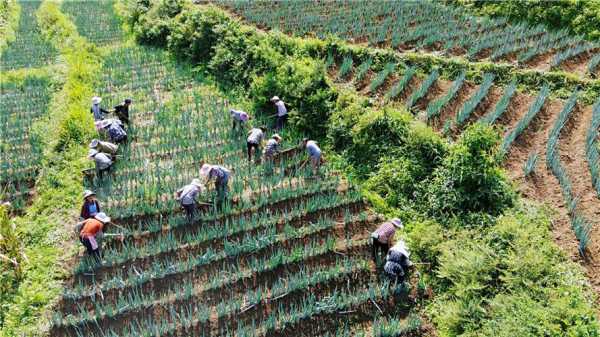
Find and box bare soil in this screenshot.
[430,82,476,131]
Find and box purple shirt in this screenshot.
[373,222,396,244]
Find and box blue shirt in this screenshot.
[306,141,321,158]
[87,203,98,216]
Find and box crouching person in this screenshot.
[81,190,101,220]
[384,240,412,284]
[371,218,403,264]
[106,120,127,144]
[200,164,231,210]
[176,179,204,223]
[88,149,113,178]
[77,212,111,265]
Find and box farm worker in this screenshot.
[112,98,133,125]
[88,149,113,178]
[200,164,231,208]
[89,139,118,155]
[80,190,101,220]
[176,179,205,223]
[302,138,323,176]
[371,218,403,264]
[78,212,111,264]
[105,119,127,144]
[246,126,266,162]
[230,108,249,130]
[263,134,282,174]
[91,96,109,121]
[383,240,412,283]
[270,96,288,130]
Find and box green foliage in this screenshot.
[327,89,370,151]
[405,220,445,269]
[425,123,515,220]
[134,0,186,46]
[0,204,25,326]
[0,0,19,54]
[452,0,600,41]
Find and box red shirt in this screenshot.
[80,219,104,238]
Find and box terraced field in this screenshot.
[47,3,420,336]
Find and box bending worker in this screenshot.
[112,98,133,125]
[88,149,113,178]
[230,108,249,131]
[200,164,231,209]
[81,190,101,220]
[270,96,287,130]
[263,134,282,173]
[384,239,412,283]
[176,179,204,223]
[105,120,127,144]
[89,139,118,156]
[371,218,403,264]
[246,126,266,162]
[91,96,109,121]
[78,212,111,265]
[302,138,323,176]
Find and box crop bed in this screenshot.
[48,3,413,336]
[220,0,600,76]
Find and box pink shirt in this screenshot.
[374,222,396,244]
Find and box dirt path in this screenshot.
[558,104,600,294]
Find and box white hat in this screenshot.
[191,179,203,187]
[88,149,99,157]
[200,164,212,177]
[391,218,403,229]
[89,139,99,149]
[95,212,111,223]
[271,96,280,102]
[92,96,102,105]
[83,190,96,199]
[272,134,282,141]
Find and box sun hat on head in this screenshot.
[271,96,280,102]
[83,190,96,199]
[95,212,111,223]
[272,134,282,141]
[200,164,212,178]
[391,218,403,229]
[92,96,102,105]
[88,149,99,158]
[191,178,203,187]
[89,139,99,149]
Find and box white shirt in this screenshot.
[247,128,264,144]
[275,100,287,117]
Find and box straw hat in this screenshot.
[272,134,282,141]
[88,149,99,158]
[191,179,203,187]
[271,96,280,102]
[92,96,102,105]
[89,139,99,149]
[391,218,403,229]
[95,212,111,223]
[83,190,96,199]
[200,164,212,177]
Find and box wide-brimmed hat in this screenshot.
[92,96,102,105]
[200,164,212,177]
[88,149,99,157]
[391,218,403,229]
[89,139,99,149]
[95,212,111,223]
[270,96,280,102]
[191,178,203,187]
[272,134,282,141]
[83,190,96,199]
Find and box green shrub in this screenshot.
[405,220,444,269]
[364,157,421,209]
[425,123,514,220]
[135,0,185,46]
[327,89,371,152]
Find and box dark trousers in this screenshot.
[97,166,111,178]
[247,141,260,161]
[215,178,229,209]
[372,238,389,264]
[80,237,101,264]
[182,203,196,223]
[275,114,287,130]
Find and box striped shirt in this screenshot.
[373,222,396,244]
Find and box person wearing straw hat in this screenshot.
[80,190,101,220]
[262,134,282,174]
[200,164,231,209]
[78,212,111,264]
[230,108,250,131]
[176,179,205,223]
[105,119,127,144]
[301,138,323,176]
[111,98,133,125]
[371,218,403,264]
[270,96,287,130]
[246,126,267,162]
[384,239,412,283]
[91,96,109,121]
[89,139,118,156]
[88,149,113,178]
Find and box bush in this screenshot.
[135,0,186,46]
[405,220,444,269]
[425,123,514,221]
[327,90,371,152]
